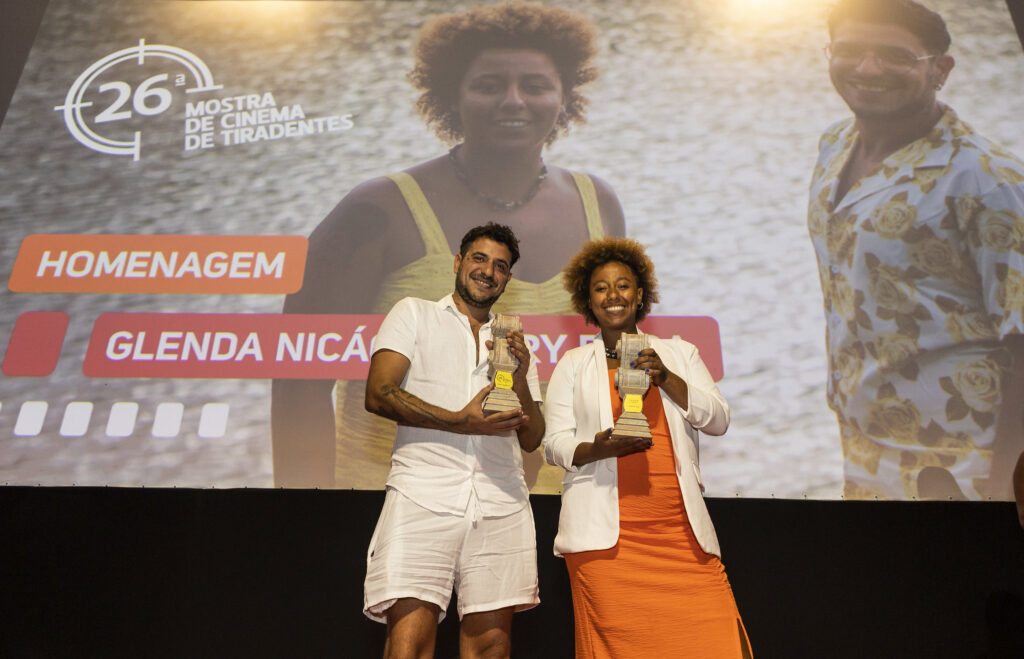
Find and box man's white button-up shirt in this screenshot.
[372,294,542,518]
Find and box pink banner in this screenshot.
[83,313,721,380]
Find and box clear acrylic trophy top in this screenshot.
[614,333,652,396]
[488,314,521,377]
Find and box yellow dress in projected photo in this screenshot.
[332,171,607,492]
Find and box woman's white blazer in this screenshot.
[543,335,730,558]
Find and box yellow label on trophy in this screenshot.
[623,393,643,413]
[495,370,514,389]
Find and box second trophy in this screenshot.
[611,333,653,440]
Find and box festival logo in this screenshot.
[54,39,353,161]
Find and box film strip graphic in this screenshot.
[4,400,229,438]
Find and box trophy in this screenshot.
[611,333,652,440]
[482,314,522,414]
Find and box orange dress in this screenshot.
[563,371,752,658]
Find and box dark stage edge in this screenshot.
[2,487,1023,658]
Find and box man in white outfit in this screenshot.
[362,222,545,658]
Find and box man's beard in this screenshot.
[455,275,501,309]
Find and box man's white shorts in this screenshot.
[363,487,539,623]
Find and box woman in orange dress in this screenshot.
[544,238,752,658]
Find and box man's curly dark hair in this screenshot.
[409,2,598,145]
[563,238,660,327]
[459,222,520,267]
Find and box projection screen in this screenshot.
[2,0,1022,499]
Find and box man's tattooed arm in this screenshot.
[375,383,464,431]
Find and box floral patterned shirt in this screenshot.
[808,106,1024,500]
